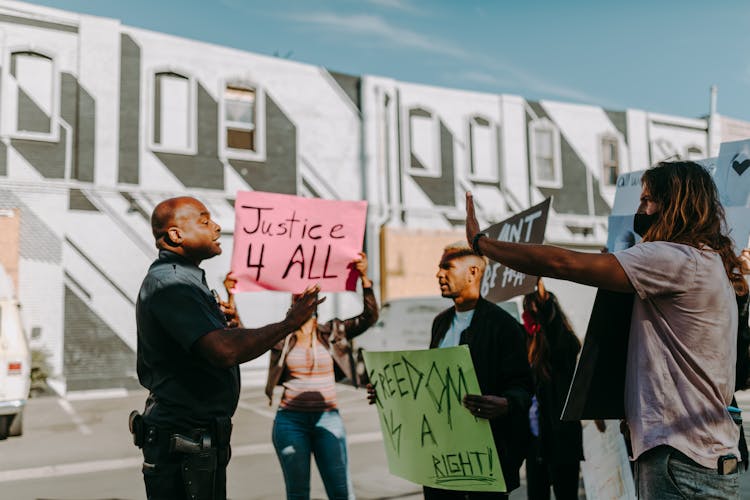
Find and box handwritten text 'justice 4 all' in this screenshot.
[240,206,346,240]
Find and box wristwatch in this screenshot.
[472,232,488,256]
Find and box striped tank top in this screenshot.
[280,334,337,411]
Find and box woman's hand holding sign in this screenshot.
[352,252,372,288]
[463,394,509,419]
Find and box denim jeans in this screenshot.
[272,408,354,500]
[635,445,739,499]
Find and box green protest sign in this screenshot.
[363,346,505,492]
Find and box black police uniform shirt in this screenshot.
[136,249,240,430]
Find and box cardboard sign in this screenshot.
[561,289,633,420]
[363,346,505,492]
[581,421,636,500]
[480,199,550,303]
[611,171,644,216]
[726,206,750,255]
[230,191,367,293]
[716,139,750,207]
[606,215,640,253]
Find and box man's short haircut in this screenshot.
[442,241,488,273]
[150,196,196,247]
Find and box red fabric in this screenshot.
[522,310,541,336]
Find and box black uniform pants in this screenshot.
[141,426,228,500]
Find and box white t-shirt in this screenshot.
[439,309,475,348]
[615,241,739,469]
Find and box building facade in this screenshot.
[0,1,745,392]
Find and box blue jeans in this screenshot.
[635,445,739,499]
[272,408,354,500]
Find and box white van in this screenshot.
[0,264,30,439]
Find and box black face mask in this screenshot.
[633,212,658,237]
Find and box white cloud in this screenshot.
[365,0,419,12]
[453,71,513,88]
[287,12,470,59]
[501,64,614,105]
[289,11,612,105]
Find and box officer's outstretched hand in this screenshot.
[286,284,324,329]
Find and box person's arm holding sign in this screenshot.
[335,252,379,338]
[466,192,634,293]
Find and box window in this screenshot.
[153,71,193,152]
[409,108,438,173]
[220,80,264,160]
[468,116,498,182]
[601,137,620,186]
[224,86,256,151]
[529,119,561,187]
[9,51,56,138]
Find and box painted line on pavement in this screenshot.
[237,400,276,419]
[0,431,383,483]
[57,398,92,435]
[66,388,130,401]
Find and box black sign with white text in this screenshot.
[480,198,551,303]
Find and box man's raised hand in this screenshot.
[465,192,481,248]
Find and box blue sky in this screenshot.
[28,0,750,121]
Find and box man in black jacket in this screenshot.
[427,242,533,499]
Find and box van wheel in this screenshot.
[0,416,9,440]
[8,411,23,437]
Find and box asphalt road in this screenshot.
[0,384,426,500]
[1,383,749,500]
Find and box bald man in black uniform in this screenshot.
[131,197,321,500]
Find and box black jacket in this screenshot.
[430,297,533,492]
[532,293,583,464]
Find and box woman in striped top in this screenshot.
[265,252,379,500]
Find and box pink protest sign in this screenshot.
[230,191,368,293]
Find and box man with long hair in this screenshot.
[466,161,747,499]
